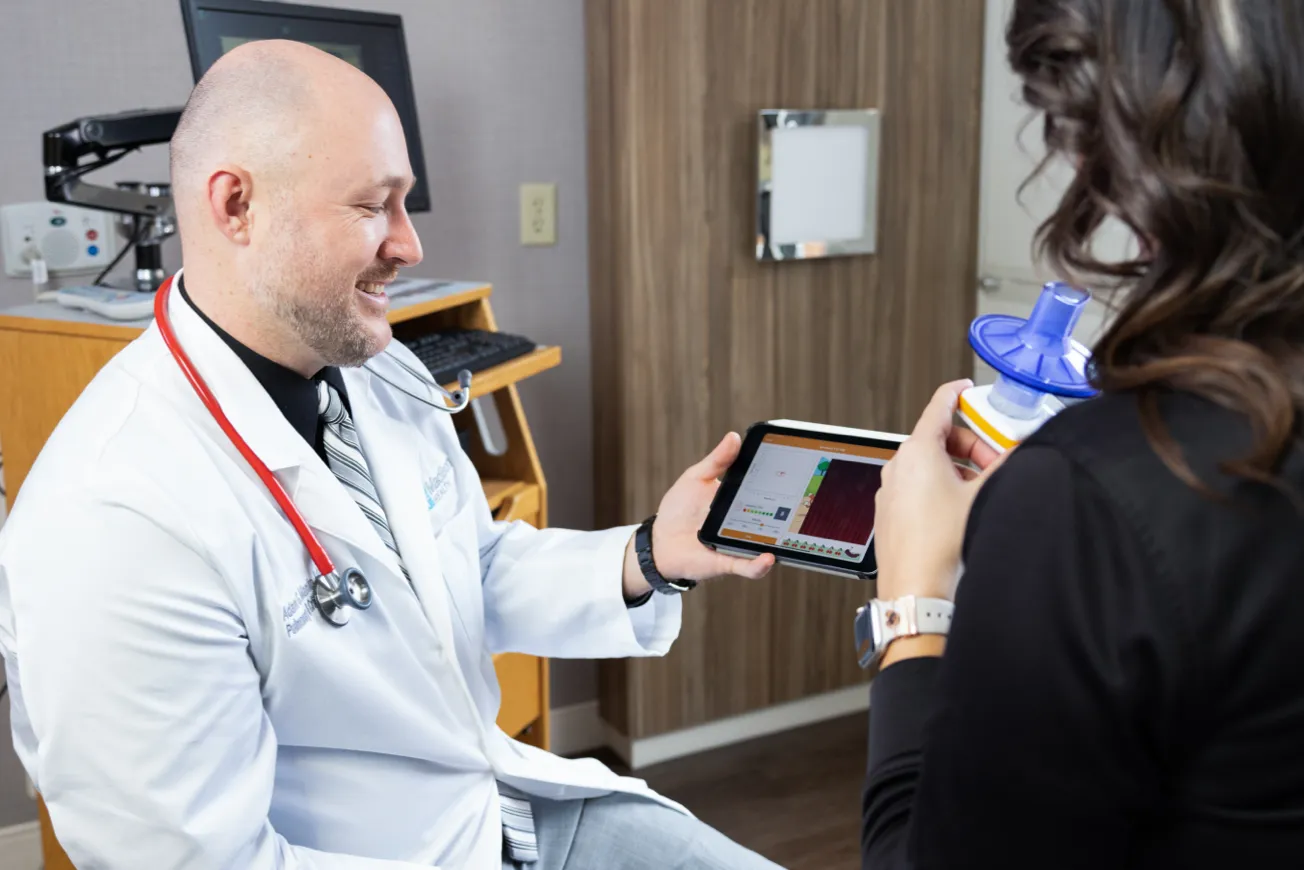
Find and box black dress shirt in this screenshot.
[179,276,347,464]
[862,390,1304,868]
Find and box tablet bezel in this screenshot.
[697,419,905,580]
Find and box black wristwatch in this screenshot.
[635,515,697,595]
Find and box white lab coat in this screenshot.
[0,281,685,868]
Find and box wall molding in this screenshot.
[0,821,41,870]
[552,688,870,770]
[606,684,870,771]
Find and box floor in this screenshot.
[594,712,867,870]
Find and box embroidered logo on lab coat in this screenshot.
[282,578,315,637]
[423,459,454,511]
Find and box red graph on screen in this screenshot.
[798,459,882,543]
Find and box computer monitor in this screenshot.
[179,0,431,213]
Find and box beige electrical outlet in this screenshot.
[520,183,557,246]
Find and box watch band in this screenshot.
[854,595,953,672]
[635,515,697,594]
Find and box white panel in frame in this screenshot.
[757,109,881,261]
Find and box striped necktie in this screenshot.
[497,783,539,864]
[318,381,537,862]
[316,380,410,582]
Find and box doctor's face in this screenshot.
[251,103,423,369]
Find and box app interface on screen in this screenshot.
[719,434,893,562]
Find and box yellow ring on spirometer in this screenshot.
[958,392,1019,451]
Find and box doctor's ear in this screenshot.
[207,166,255,245]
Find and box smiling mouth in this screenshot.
[355,281,388,296]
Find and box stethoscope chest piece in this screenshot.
[154,275,389,630]
[313,567,374,626]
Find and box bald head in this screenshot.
[170,39,393,222]
[169,38,422,377]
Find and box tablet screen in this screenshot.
[717,432,894,564]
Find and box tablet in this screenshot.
[697,419,905,580]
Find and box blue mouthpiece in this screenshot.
[969,281,1098,403]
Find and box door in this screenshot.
[974,0,1133,385]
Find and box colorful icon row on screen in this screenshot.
[781,539,845,557]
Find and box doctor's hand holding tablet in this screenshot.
[624,431,777,600]
[695,382,1007,670]
[694,383,1007,598]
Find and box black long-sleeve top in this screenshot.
[862,390,1304,868]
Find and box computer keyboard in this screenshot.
[402,328,538,385]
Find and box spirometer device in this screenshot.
[958,281,1099,453]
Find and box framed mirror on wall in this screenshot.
[756,109,881,262]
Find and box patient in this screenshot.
[863,1,1304,867]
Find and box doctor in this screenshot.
[0,40,780,870]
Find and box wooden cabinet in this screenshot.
[0,280,555,869]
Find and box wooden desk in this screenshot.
[0,280,557,869]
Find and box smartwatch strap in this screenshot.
[855,596,953,670]
[635,515,697,594]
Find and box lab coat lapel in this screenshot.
[288,453,416,588]
[344,366,457,644]
[162,274,303,473]
[160,279,403,579]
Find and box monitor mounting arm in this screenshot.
[43,108,183,218]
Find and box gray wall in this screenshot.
[0,0,597,829]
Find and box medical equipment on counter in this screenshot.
[153,273,473,627]
[43,109,179,215]
[959,281,1098,453]
[56,285,155,321]
[111,181,176,291]
[1,202,120,281]
[42,108,182,291]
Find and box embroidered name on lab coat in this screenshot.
[282,578,315,637]
[423,459,454,511]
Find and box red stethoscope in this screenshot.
[154,274,373,626]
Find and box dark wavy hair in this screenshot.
[1007,0,1304,491]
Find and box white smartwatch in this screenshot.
[854,595,954,675]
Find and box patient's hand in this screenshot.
[874,381,1006,603]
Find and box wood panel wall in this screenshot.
[588,0,986,740]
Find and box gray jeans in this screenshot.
[503,791,786,870]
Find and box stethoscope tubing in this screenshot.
[155,273,473,625]
[154,276,339,579]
